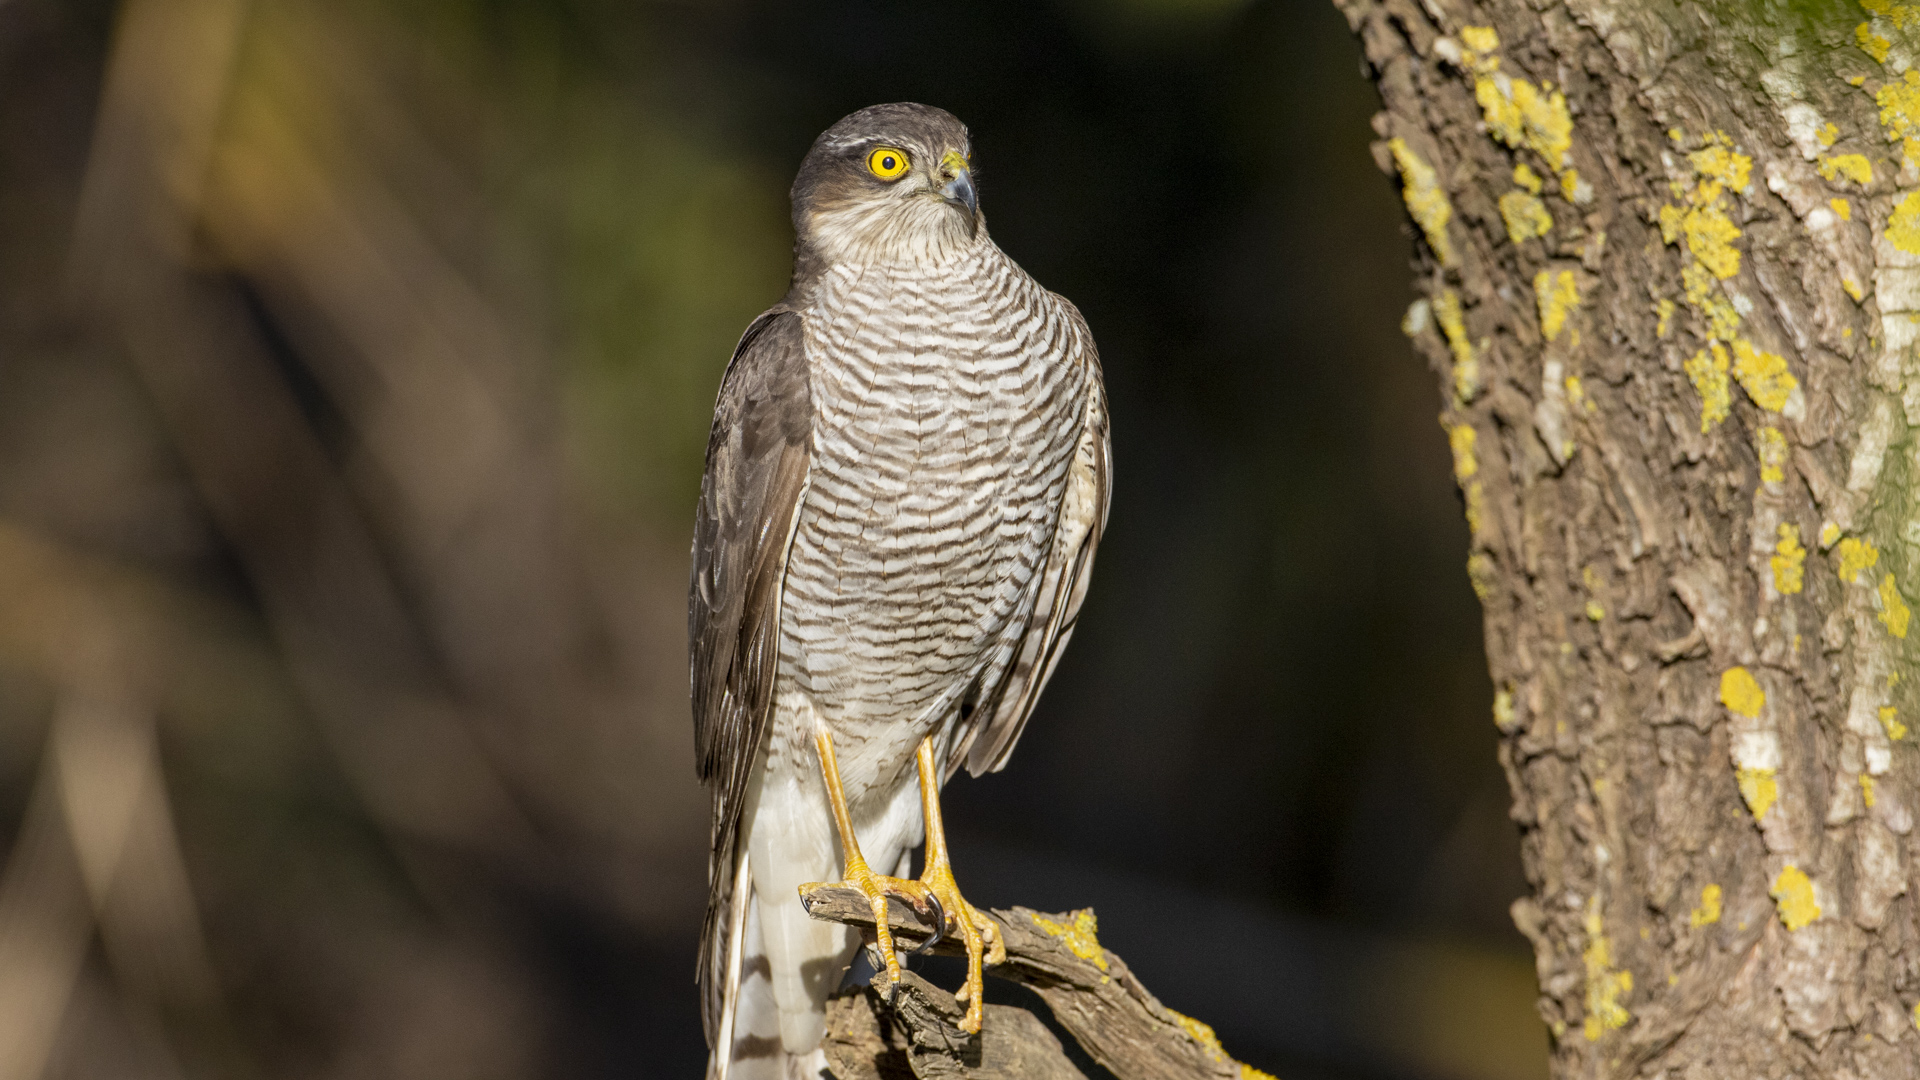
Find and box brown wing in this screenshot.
[688,308,811,1041]
[952,343,1111,779]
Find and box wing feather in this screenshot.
[952,336,1110,779]
[689,308,811,1042]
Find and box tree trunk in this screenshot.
[1336,0,1920,1074]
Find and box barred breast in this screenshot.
[776,237,1091,794]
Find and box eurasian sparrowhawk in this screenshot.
[690,102,1110,1080]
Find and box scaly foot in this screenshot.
[917,860,1006,1034]
[802,859,939,991]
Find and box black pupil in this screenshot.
[880,155,896,170]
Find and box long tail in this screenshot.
[706,851,845,1080]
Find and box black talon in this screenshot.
[911,893,947,956]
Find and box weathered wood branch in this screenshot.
[801,883,1264,1080]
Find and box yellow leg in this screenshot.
[911,735,1007,1034]
[802,729,1004,1034]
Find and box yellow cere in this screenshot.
[1690,884,1722,927]
[1684,343,1732,431]
[1656,298,1676,338]
[1882,705,1909,740]
[1860,22,1893,63]
[1774,524,1807,594]
[1738,766,1779,820]
[1030,909,1109,972]
[1499,190,1553,243]
[1757,426,1788,483]
[1770,865,1821,930]
[1433,289,1477,401]
[1820,121,1842,148]
[1448,423,1478,480]
[1879,572,1911,637]
[1582,908,1632,1040]
[1862,772,1878,808]
[1720,666,1765,718]
[1818,154,1873,185]
[1388,138,1457,267]
[1832,197,1853,221]
[1513,162,1543,193]
[1535,270,1579,341]
[1838,536,1881,583]
[1731,340,1799,413]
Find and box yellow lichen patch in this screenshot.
[1757,427,1788,483]
[1493,685,1516,729]
[1388,138,1457,267]
[1720,666,1766,718]
[1500,190,1553,243]
[1467,552,1498,600]
[1773,524,1807,594]
[1818,154,1873,185]
[1820,121,1842,148]
[1864,0,1920,29]
[1690,884,1722,927]
[1240,1066,1278,1080]
[1678,203,1743,279]
[1684,343,1732,431]
[1586,600,1605,621]
[1535,270,1580,341]
[1432,289,1477,401]
[1821,521,1843,548]
[1860,22,1894,63]
[1832,197,1853,221]
[1656,298,1675,338]
[1879,572,1911,637]
[1881,705,1909,740]
[1845,277,1866,302]
[1689,141,1752,191]
[1582,909,1633,1040]
[1738,766,1779,821]
[1463,481,1485,535]
[1838,536,1881,583]
[1560,168,1587,202]
[1881,71,1920,170]
[1730,340,1798,413]
[1476,73,1574,170]
[1852,74,1870,86]
[1448,423,1479,481]
[1167,1010,1228,1062]
[1683,263,1741,342]
[1862,772,1878,807]
[1460,24,1500,53]
[1513,162,1543,193]
[1891,191,1920,255]
[1566,374,1592,414]
[1770,865,1821,930]
[1030,909,1109,971]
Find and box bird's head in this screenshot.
[790,103,980,271]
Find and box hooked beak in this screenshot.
[939,149,977,220]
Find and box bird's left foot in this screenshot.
[917,860,1006,1035]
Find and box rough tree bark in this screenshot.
[1336,0,1920,1074]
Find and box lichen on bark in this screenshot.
[1339,0,1920,1073]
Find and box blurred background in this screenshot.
[0,0,1542,1077]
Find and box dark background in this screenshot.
[0,0,1541,1077]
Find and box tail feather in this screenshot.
[708,853,839,1080]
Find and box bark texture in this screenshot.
[1337,0,1920,1074]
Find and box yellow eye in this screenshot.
[867,147,909,180]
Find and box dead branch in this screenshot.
[802,884,1259,1080]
